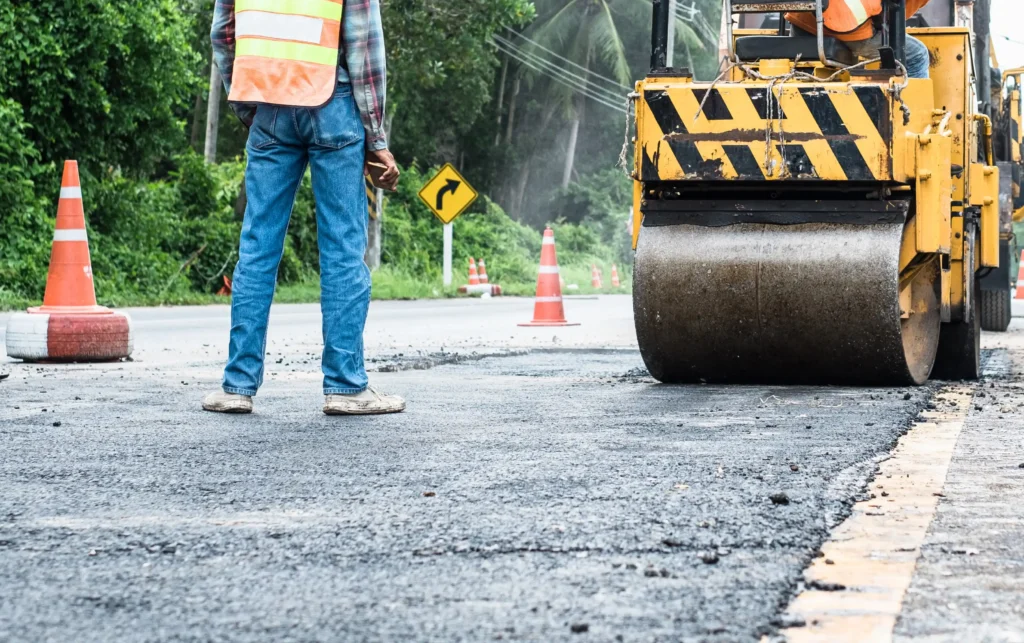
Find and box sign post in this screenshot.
[442,223,453,286]
[418,163,478,288]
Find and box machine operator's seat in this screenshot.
[731,0,857,67]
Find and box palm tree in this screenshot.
[520,0,707,188]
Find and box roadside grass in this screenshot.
[0,263,632,312]
[0,287,33,311]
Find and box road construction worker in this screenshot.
[203,0,405,416]
[786,0,932,79]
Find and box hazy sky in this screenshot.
[991,0,1024,68]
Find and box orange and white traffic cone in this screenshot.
[519,227,579,327]
[4,161,133,362]
[468,258,481,286]
[611,264,621,288]
[478,259,489,284]
[591,265,603,289]
[1014,250,1024,299]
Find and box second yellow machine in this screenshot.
[631,0,1002,385]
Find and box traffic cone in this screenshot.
[611,264,621,288]
[4,161,133,362]
[478,259,489,284]
[591,265,603,289]
[1016,250,1024,299]
[468,258,481,286]
[217,276,233,297]
[519,227,580,327]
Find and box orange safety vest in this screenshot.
[787,0,930,42]
[229,0,344,107]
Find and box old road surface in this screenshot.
[1,295,1023,642]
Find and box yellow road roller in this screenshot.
[631,0,1001,385]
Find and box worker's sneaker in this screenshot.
[323,388,406,415]
[202,390,253,414]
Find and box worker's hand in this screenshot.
[366,148,400,191]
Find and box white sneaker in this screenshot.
[202,390,253,414]
[323,387,406,415]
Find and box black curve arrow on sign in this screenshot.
[435,179,461,211]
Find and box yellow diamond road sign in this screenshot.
[418,163,478,225]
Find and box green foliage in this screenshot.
[384,0,534,166]
[0,98,51,297]
[549,168,634,263]
[378,165,543,284]
[0,0,657,310]
[0,153,630,308]
[0,0,199,176]
[0,0,202,303]
[82,153,242,303]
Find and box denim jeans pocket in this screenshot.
[310,85,364,150]
[248,105,279,150]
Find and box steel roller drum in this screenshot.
[633,222,941,385]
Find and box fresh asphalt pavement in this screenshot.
[1,295,1023,641]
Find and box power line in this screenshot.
[637,0,718,45]
[502,28,631,91]
[994,33,1024,48]
[495,35,629,103]
[493,42,627,112]
[493,39,628,112]
[677,5,719,44]
[496,37,628,101]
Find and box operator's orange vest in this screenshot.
[787,0,930,42]
[229,0,344,107]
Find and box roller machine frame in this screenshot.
[630,0,1002,384]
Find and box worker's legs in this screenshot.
[306,85,371,395]
[903,36,930,79]
[222,106,308,396]
[846,34,930,79]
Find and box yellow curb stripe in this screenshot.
[777,385,973,642]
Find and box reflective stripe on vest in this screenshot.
[229,0,343,107]
[840,0,870,26]
[823,0,881,34]
[786,0,929,42]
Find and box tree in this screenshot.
[382,0,534,169]
[521,0,709,189]
[524,0,630,188]
[0,0,200,177]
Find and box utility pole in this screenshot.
[205,65,221,164]
[364,186,383,271]
[494,56,508,147]
[666,0,677,68]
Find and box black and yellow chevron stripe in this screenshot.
[366,178,379,220]
[638,83,892,182]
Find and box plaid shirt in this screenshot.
[211,0,388,151]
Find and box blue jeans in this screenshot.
[847,34,931,79]
[222,85,370,396]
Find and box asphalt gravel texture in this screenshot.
[0,350,936,641]
[895,347,1024,641]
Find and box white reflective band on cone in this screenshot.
[542,237,556,245]
[60,187,82,199]
[53,229,89,242]
[534,296,563,303]
[236,11,324,44]
[538,266,560,274]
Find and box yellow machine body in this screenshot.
[631,27,1000,385]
